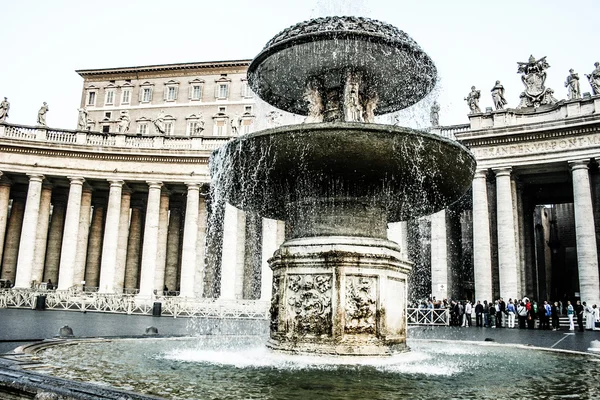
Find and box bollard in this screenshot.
[35,295,47,311]
[59,325,74,338]
[145,326,159,335]
[152,302,162,317]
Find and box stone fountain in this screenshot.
[211,16,476,356]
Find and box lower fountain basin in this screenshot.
[33,336,600,400]
[210,122,476,226]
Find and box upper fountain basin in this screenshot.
[210,122,476,223]
[248,16,437,115]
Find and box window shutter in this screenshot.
[174,86,178,100]
[188,86,192,99]
[138,88,143,102]
[214,83,219,99]
[163,88,168,101]
[149,88,153,102]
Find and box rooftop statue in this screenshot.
[152,110,166,134]
[565,69,581,100]
[430,101,440,126]
[465,86,481,114]
[491,80,508,110]
[37,102,49,126]
[586,62,600,96]
[77,108,88,131]
[0,97,9,122]
[516,55,557,108]
[117,110,131,134]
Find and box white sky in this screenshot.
[1,0,598,129]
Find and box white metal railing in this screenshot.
[0,122,231,152]
[406,307,450,326]
[0,289,269,319]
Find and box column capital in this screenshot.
[569,160,590,171]
[473,169,488,180]
[492,167,512,178]
[67,176,85,185]
[185,182,201,191]
[147,181,163,190]
[26,173,45,182]
[108,179,125,188]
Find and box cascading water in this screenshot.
[210,16,476,355]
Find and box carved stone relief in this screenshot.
[269,276,281,333]
[286,274,332,335]
[345,276,377,334]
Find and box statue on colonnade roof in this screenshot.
[516,55,558,109]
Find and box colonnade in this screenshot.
[0,171,286,300]
[471,161,600,306]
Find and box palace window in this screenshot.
[102,125,110,133]
[241,118,253,134]
[164,121,174,136]
[191,85,202,100]
[105,89,115,105]
[121,89,131,105]
[214,76,231,100]
[104,111,112,120]
[244,105,253,114]
[141,88,152,103]
[241,81,253,98]
[217,84,228,99]
[137,123,148,135]
[87,91,96,106]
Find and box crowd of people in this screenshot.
[418,297,600,332]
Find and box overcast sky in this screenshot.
[1,0,598,129]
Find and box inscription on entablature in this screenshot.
[472,133,600,159]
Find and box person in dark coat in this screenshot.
[551,301,560,331]
[575,300,585,332]
[475,301,484,327]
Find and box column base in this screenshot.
[268,236,412,356]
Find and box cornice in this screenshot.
[457,121,600,148]
[0,144,210,164]
[76,59,252,78]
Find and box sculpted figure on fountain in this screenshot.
[516,55,557,108]
[303,79,324,124]
[491,81,508,110]
[565,69,581,100]
[465,86,481,114]
[586,62,600,95]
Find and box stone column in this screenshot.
[114,187,131,291]
[260,218,285,301]
[220,203,246,300]
[57,177,85,290]
[14,174,44,288]
[164,202,182,293]
[179,182,200,298]
[73,186,92,287]
[31,184,52,285]
[124,199,144,290]
[84,198,105,289]
[44,194,67,284]
[194,196,208,297]
[570,160,600,306]
[154,189,170,293]
[98,180,124,293]
[494,167,518,301]
[138,181,163,298]
[472,169,493,302]
[387,221,409,260]
[430,209,448,300]
[0,178,11,268]
[1,194,24,282]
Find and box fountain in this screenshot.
[211,16,476,355]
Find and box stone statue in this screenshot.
[230,114,242,135]
[516,55,557,108]
[152,110,166,134]
[586,62,600,96]
[304,79,324,124]
[0,97,9,122]
[565,69,581,100]
[77,108,88,130]
[344,73,364,122]
[464,86,481,114]
[117,110,130,134]
[491,81,508,110]
[430,101,440,126]
[37,102,49,126]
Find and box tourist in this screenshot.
[495,300,502,328]
[576,301,585,332]
[458,301,465,327]
[593,305,599,330]
[475,300,484,327]
[517,301,528,329]
[542,301,551,330]
[488,301,496,328]
[506,299,516,328]
[483,300,489,327]
[585,302,595,330]
[551,302,560,331]
[463,300,472,327]
[527,301,536,330]
[538,301,548,329]
[567,301,575,331]
[498,298,506,328]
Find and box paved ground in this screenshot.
[0,308,598,355]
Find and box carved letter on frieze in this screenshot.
[286,274,332,336]
[345,276,377,334]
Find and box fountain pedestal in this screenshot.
[267,236,411,356]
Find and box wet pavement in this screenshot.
[0,308,598,355]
